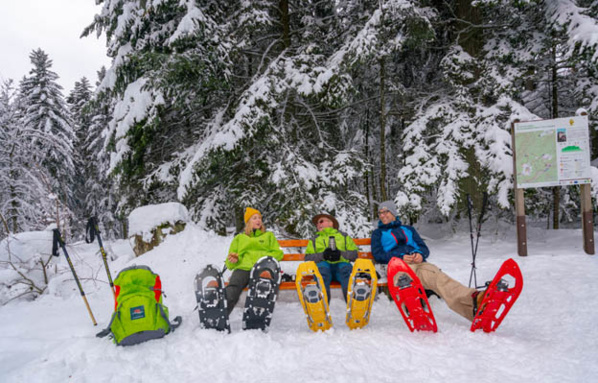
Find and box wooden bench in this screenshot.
[277,238,387,291]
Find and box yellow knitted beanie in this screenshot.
[244,207,261,223]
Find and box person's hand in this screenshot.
[227,253,239,263]
[323,248,341,262]
[403,253,422,264]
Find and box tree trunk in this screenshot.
[364,109,372,218]
[379,57,388,202]
[454,0,484,210]
[280,0,290,49]
[454,0,484,58]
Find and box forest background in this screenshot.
[2,0,598,241]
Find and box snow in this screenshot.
[128,202,189,242]
[0,230,53,263]
[1,219,597,382]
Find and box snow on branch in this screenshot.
[547,0,598,61]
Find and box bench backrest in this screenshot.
[278,238,373,261]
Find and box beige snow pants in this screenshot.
[400,262,477,321]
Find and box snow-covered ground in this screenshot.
[1,222,597,383]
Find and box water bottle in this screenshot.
[329,236,337,251]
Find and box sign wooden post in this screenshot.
[511,120,527,256]
[581,183,595,254]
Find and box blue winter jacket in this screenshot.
[371,218,430,264]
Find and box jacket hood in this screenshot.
[377,217,403,229]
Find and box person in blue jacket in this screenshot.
[372,200,483,321]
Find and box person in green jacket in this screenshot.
[225,207,283,314]
[304,213,358,302]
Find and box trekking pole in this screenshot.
[86,217,116,302]
[53,228,97,326]
[468,192,488,288]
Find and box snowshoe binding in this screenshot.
[471,258,523,333]
[195,265,230,332]
[345,259,378,330]
[387,257,437,332]
[296,261,332,332]
[242,256,282,331]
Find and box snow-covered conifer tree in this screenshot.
[0,80,55,235]
[82,0,231,222]
[67,77,93,231]
[17,49,75,231]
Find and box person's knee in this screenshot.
[339,263,352,274]
[317,264,332,280]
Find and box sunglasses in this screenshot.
[378,209,391,216]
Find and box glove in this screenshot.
[323,248,341,262]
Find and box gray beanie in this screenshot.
[379,200,398,217]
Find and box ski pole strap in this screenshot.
[85,217,98,244]
[52,229,61,257]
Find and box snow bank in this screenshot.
[128,202,189,242]
[0,230,53,263]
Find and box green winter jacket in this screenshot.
[225,229,283,271]
[304,227,358,264]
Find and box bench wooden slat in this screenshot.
[278,238,370,247]
[229,238,380,291]
[278,239,310,247]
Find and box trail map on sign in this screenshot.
[514,116,591,189]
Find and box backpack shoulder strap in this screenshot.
[157,304,182,332]
[96,311,118,338]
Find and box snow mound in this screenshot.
[128,202,189,242]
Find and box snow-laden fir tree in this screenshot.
[81,68,121,238]
[67,77,93,235]
[0,80,55,235]
[17,49,75,232]
[82,0,231,224]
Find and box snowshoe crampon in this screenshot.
[296,261,332,332]
[471,258,523,333]
[387,257,437,332]
[242,256,282,331]
[195,265,230,332]
[345,259,378,330]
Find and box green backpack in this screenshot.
[97,265,182,346]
